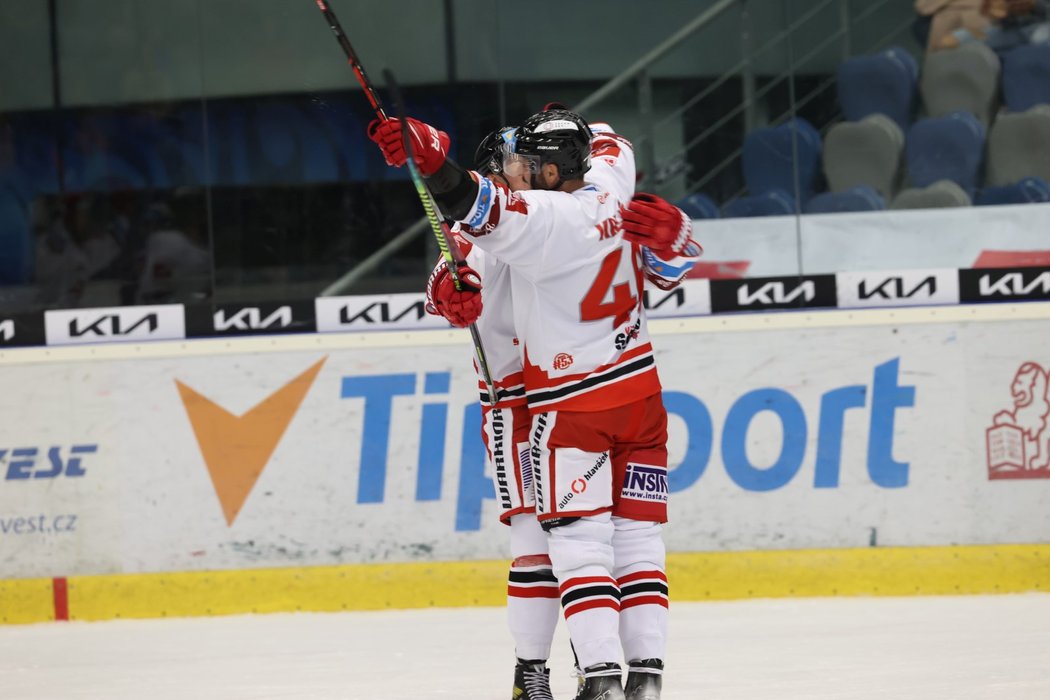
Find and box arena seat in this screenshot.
[823,114,904,198]
[741,118,822,205]
[920,42,1000,127]
[975,177,1050,206]
[906,111,986,194]
[804,185,886,214]
[836,46,919,129]
[986,105,1050,186]
[722,189,796,218]
[890,179,972,209]
[1002,44,1050,113]
[675,192,720,219]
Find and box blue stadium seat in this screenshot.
[837,46,919,129]
[675,192,720,219]
[905,111,986,194]
[804,185,886,214]
[741,118,822,204]
[722,189,796,218]
[1002,44,1050,113]
[975,177,1050,206]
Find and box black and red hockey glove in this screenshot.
[425,261,482,328]
[367,117,450,176]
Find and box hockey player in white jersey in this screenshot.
[424,119,700,700]
[370,108,700,700]
[427,129,562,700]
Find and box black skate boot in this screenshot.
[573,662,625,700]
[624,658,663,700]
[512,658,555,700]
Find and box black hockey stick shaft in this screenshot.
[313,0,387,120]
[311,0,497,404]
[384,68,499,405]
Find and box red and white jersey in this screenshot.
[429,129,699,411]
[583,123,634,206]
[454,138,694,413]
[447,232,527,409]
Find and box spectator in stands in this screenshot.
[986,0,1050,48]
[135,192,211,304]
[917,0,993,51]
[33,197,89,308]
[919,0,1050,52]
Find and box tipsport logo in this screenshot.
[177,363,496,533]
[346,357,917,533]
[661,357,916,493]
[986,361,1050,480]
[176,358,326,525]
[339,370,495,532]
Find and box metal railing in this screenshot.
[322,0,740,296]
[322,0,915,296]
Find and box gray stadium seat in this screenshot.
[890,179,972,209]
[920,42,1001,128]
[823,114,904,198]
[986,105,1050,186]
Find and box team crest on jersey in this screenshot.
[553,352,574,370]
[622,463,668,503]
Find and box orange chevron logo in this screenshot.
[176,357,326,525]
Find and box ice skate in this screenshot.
[573,662,625,700]
[512,658,555,700]
[624,658,663,700]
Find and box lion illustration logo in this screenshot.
[986,362,1050,480]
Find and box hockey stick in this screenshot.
[313,0,387,120]
[311,0,498,405]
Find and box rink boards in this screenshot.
[2,303,1049,623]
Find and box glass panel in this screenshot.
[4,0,1049,324]
[795,0,1050,284]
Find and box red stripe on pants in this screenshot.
[508,586,561,599]
[563,598,621,618]
[620,594,668,610]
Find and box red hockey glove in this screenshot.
[367,117,450,176]
[425,261,482,328]
[621,192,692,260]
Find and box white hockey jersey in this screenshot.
[430,127,700,411]
[451,130,700,413]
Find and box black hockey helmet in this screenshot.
[473,126,515,176]
[509,108,593,181]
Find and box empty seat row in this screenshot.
[837,42,1050,128]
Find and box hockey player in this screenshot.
[427,128,563,700]
[424,119,699,700]
[370,108,700,700]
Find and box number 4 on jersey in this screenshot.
[581,248,636,328]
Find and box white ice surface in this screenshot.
[1,595,1048,699]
